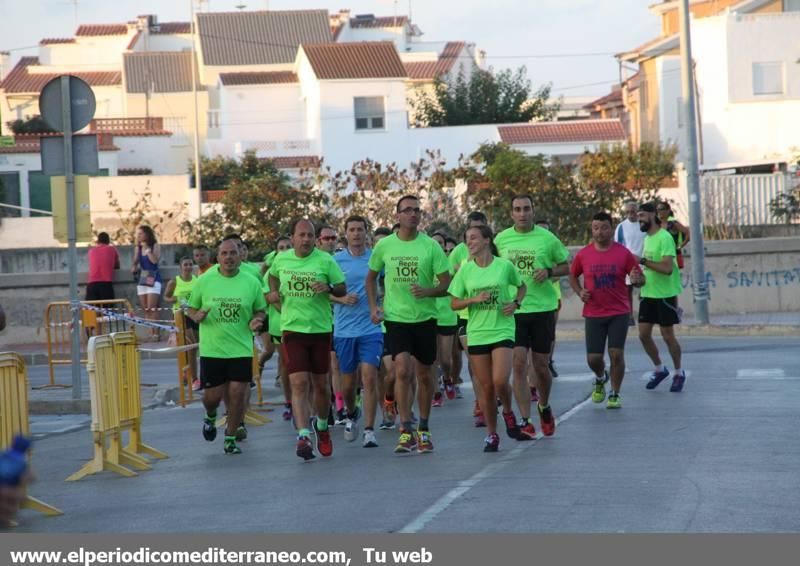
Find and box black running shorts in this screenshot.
[585,314,630,354]
[384,318,437,366]
[514,311,556,354]
[638,297,681,327]
[200,357,253,389]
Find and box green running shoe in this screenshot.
[235,423,247,441]
[224,436,242,454]
[591,372,608,403]
[607,393,622,409]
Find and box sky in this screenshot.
[0,0,660,99]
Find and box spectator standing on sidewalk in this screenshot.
[86,232,120,301]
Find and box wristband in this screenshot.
[513,299,521,308]
[639,257,647,266]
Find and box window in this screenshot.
[785,0,800,12]
[0,171,21,217]
[753,62,784,96]
[354,96,385,130]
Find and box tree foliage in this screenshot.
[411,66,557,127]
[9,115,56,135]
[102,181,186,244]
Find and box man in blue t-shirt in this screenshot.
[332,215,385,449]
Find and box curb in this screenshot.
[21,347,175,368]
[28,386,180,417]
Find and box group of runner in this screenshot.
[176,193,687,458]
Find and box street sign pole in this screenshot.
[679,0,710,324]
[60,76,82,399]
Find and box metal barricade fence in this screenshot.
[43,299,134,389]
[66,333,167,482]
[0,352,63,520]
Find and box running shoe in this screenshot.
[235,423,247,441]
[607,393,622,409]
[530,386,538,403]
[191,378,202,392]
[432,391,443,408]
[334,408,347,426]
[455,386,463,399]
[592,371,609,403]
[379,416,396,430]
[282,404,292,421]
[314,426,333,457]
[202,415,217,442]
[548,359,559,378]
[362,429,378,448]
[296,436,315,461]
[444,381,456,400]
[483,433,499,453]
[502,411,520,439]
[223,437,241,455]
[394,430,418,453]
[518,420,536,441]
[417,430,434,453]
[344,408,360,443]
[646,366,671,390]
[538,404,556,437]
[670,371,686,393]
[474,410,486,428]
[410,411,418,425]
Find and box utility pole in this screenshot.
[679,0,710,324]
[190,0,203,221]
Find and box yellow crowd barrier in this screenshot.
[173,311,198,408]
[0,352,63,521]
[43,299,134,389]
[66,332,167,482]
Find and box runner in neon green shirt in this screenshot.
[636,202,686,393]
[449,225,526,453]
[187,239,267,455]
[431,231,458,408]
[164,256,199,390]
[535,218,564,380]
[259,235,293,422]
[366,195,451,454]
[494,195,570,439]
[267,219,346,461]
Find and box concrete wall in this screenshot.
[2,237,798,346]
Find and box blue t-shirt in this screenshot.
[333,248,382,338]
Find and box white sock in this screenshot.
[655,364,667,373]
[674,368,683,375]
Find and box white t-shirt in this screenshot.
[615,219,646,258]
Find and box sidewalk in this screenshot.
[5,311,800,368]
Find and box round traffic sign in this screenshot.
[39,75,96,133]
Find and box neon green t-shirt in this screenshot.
[448,242,470,320]
[261,271,281,338]
[494,226,569,314]
[368,233,450,324]
[171,275,198,313]
[268,248,345,334]
[188,268,266,358]
[448,257,522,346]
[240,261,262,279]
[436,295,458,327]
[263,250,276,267]
[641,229,682,299]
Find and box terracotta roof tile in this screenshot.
[75,24,129,36]
[0,133,118,153]
[126,30,142,50]
[263,155,321,169]
[583,89,623,109]
[124,52,200,93]
[302,42,406,80]
[404,41,466,80]
[152,22,191,34]
[198,10,332,66]
[219,71,299,86]
[498,119,627,145]
[0,57,121,94]
[40,38,76,45]
[350,15,408,28]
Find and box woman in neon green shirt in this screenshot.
[449,225,526,453]
[164,256,199,389]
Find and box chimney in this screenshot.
[0,52,10,83]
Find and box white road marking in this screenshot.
[398,396,593,533]
[736,368,786,379]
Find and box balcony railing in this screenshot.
[89,117,164,133]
